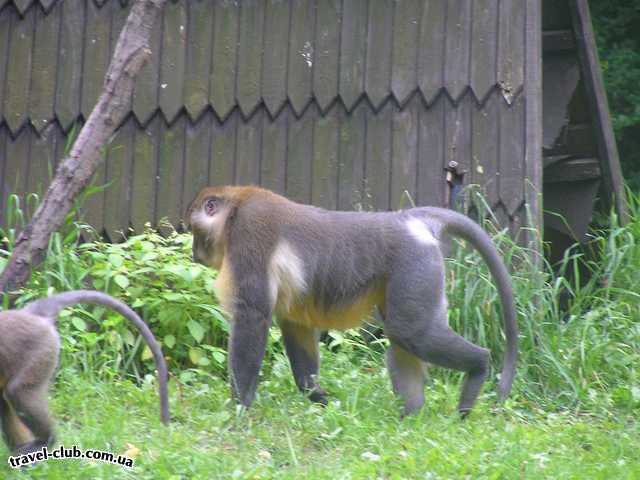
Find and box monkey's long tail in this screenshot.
[25,290,170,425]
[421,208,518,401]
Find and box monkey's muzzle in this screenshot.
[191,236,207,265]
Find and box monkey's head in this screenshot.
[187,185,283,268]
[186,187,235,269]
[186,186,268,266]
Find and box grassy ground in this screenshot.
[1,351,638,479]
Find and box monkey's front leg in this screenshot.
[277,319,327,405]
[228,298,272,407]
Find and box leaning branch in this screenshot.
[0,0,167,294]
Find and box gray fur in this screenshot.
[277,319,327,404]
[280,206,517,406]
[386,342,427,416]
[189,186,518,416]
[0,291,170,455]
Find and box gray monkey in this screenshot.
[187,185,517,417]
[0,290,169,455]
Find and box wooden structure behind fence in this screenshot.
[0,0,624,257]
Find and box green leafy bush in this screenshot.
[591,1,640,189]
[78,231,230,375]
[7,226,235,383]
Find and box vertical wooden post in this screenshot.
[524,0,543,260]
[569,0,629,223]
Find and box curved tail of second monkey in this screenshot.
[25,290,170,424]
[421,207,518,401]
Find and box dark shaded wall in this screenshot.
[0,0,540,242]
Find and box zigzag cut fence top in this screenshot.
[0,0,525,135]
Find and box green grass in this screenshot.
[1,352,638,479]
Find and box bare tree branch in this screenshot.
[0,0,167,294]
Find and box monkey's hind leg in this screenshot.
[386,342,426,416]
[1,392,35,452]
[385,262,490,416]
[278,319,327,405]
[4,379,55,454]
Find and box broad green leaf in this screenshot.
[212,351,226,364]
[141,252,158,262]
[71,316,87,331]
[164,265,203,283]
[189,347,203,365]
[114,274,130,290]
[140,241,155,251]
[164,334,176,349]
[187,320,206,343]
[108,253,124,268]
[162,292,184,302]
[141,345,152,361]
[131,298,145,308]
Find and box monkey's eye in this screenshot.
[204,197,220,216]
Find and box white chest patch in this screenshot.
[269,241,307,311]
[406,218,437,246]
